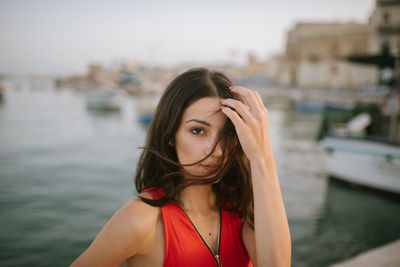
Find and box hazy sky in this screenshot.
[0,0,375,75]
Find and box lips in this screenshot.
[201,164,221,172]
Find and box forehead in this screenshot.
[182,97,222,121]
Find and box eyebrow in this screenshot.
[185,119,211,126]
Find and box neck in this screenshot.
[176,184,218,213]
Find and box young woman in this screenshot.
[71,68,291,267]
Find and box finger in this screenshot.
[231,86,268,116]
[253,90,266,111]
[229,86,261,112]
[220,98,254,123]
[221,106,245,130]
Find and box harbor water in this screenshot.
[1,84,400,267]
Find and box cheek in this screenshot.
[175,132,206,165]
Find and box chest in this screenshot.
[127,208,220,267]
[180,207,221,253]
[127,206,249,267]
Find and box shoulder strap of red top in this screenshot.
[141,186,166,200]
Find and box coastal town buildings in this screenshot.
[224,52,268,79]
[270,22,377,89]
[268,0,400,90]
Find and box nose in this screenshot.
[206,139,223,158]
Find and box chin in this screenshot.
[183,167,218,179]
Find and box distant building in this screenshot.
[229,52,268,78]
[269,0,400,90]
[88,63,104,86]
[281,22,377,89]
[368,0,400,54]
[286,23,370,62]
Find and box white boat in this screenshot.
[318,95,400,195]
[322,136,400,194]
[323,42,400,195]
[85,89,123,111]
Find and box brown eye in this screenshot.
[191,128,204,135]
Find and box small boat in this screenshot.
[136,94,160,125]
[85,89,123,111]
[0,85,5,102]
[294,100,353,112]
[138,113,153,125]
[317,102,400,195]
[294,100,326,112]
[322,136,400,194]
[321,42,400,195]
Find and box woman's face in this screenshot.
[174,97,226,177]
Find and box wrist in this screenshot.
[250,151,275,168]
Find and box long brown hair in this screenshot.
[135,67,254,227]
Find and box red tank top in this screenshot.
[142,187,252,267]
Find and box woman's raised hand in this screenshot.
[220,86,272,162]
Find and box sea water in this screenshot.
[1,83,399,267]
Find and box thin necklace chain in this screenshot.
[175,200,222,266]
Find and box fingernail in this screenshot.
[219,99,225,103]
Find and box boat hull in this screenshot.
[322,136,400,194]
[85,90,122,111]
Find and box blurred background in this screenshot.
[1,0,400,266]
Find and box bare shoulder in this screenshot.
[70,192,160,267]
[114,192,160,238]
[118,191,160,233]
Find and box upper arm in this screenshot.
[70,194,158,267]
[242,222,257,267]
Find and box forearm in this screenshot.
[251,152,291,267]
[219,86,291,266]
